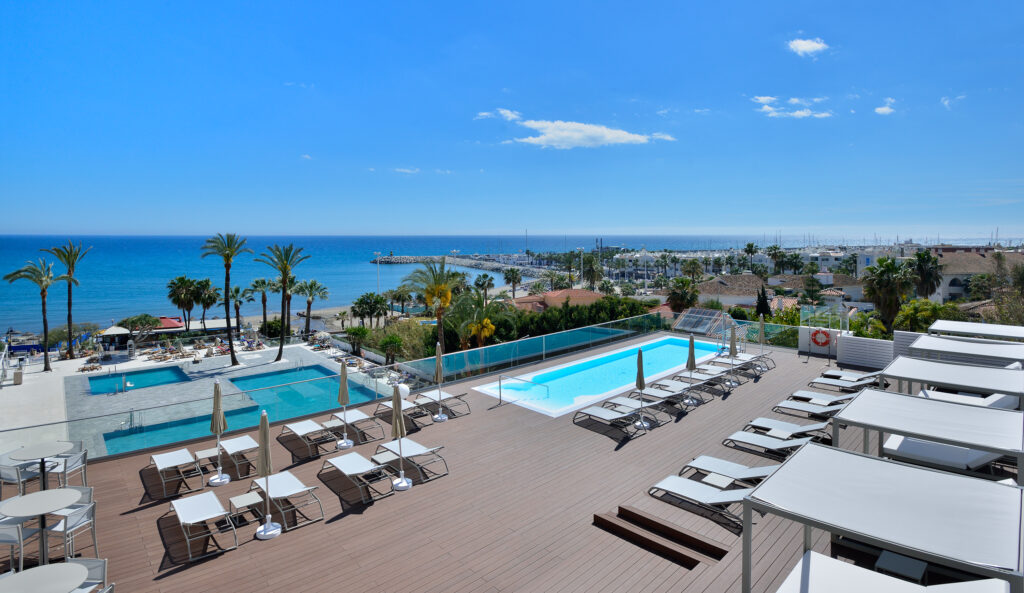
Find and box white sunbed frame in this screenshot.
[280,420,336,459]
[149,449,203,499]
[412,389,472,418]
[318,452,395,507]
[249,470,324,532]
[572,404,647,438]
[721,431,813,460]
[773,399,848,419]
[679,455,780,487]
[744,417,830,441]
[323,409,386,444]
[647,474,754,527]
[808,376,879,392]
[168,491,238,562]
[371,439,449,484]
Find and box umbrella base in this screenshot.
[393,475,413,491]
[432,413,449,423]
[208,473,231,487]
[256,521,282,540]
[336,439,354,450]
[634,419,652,431]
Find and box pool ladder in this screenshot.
[119,408,142,433]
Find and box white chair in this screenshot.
[169,491,238,561]
[0,462,44,499]
[148,449,203,498]
[0,516,40,571]
[68,557,107,593]
[47,501,99,559]
[249,471,324,531]
[47,441,88,487]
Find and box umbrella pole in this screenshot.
[394,438,412,491]
[209,432,230,486]
[635,389,650,431]
[337,404,353,450]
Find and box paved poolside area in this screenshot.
[0,335,887,593]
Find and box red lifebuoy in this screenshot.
[811,329,831,347]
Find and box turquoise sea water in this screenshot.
[478,336,719,416]
[102,364,380,455]
[88,366,191,394]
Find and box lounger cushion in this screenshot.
[652,475,753,506]
[577,406,632,422]
[883,435,1001,471]
[685,455,779,482]
[725,431,812,451]
[774,400,846,416]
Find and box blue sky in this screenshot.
[1,1,1022,238]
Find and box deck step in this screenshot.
[592,513,700,569]
[617,505,728,561]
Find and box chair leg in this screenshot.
[91,524,99,557]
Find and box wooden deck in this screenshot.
[12,335,866,592]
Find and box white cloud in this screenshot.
[300,154,312,160]
[940,95,966,110]
[875,97,896,115]
[787,37,829,57]
[497,108,521,121]
[787,97,807,106]
[514,120,663,149]
[434,169,452,174]
[474,111,494,119]
[752,96,777,104]
[693,108,710,114]
[812,111,833,118]
[787,97,828,106]
[754,98,830,119]
[651,132,676,141]
[656,108,671,116]
[394,167,420,174]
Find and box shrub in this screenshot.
[260,318,283,338]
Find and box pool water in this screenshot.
[88,366,191,395]
[477,336,719,417]
[102,365,381,455]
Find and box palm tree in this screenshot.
[294,280,329,337]
[666,277,699,312]
[382,289,398,316]
[5,259,65,372]
[450,288,514,348]
[194,278,220,332]
[474,273,495,303]
[862,257,916,332]
[336,310,348,329]
[581,254,603,290]
[743,243,758,269]
[370,293,389,328]
[713,257,723,274]
[725,254,737,274]
[41,240,91,359]
[394,285,412,314]
[503,268,522,299]
[249,278,273,331]
[255,244,310,361]
[402,261,458,356]
[911,251,943,299]
[540,269,560,291]
[201,233,253,366]
[701,256,712,273]
[220,286,255,335]
[380,333,403,365]
[764,245,785,275]
[167,276,196,330]
[598,279,616,295]
[786,253,805,275]
[681,259,704,283]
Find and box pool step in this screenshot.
[592,506,729,569]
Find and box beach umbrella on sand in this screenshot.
[255,411,281,540]
[208,379,230,486]
[634,348,651,431]
[336,365,353,450]
[391,384,413,491]
[432,342,448,422]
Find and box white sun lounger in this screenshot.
[371,438,449,483]
[788,390,855,406]
[653,377,725,398]
[280,420,335,459]
[647,474,754,525]
[250,470,324,531]
[882,435,1003,473]
[573,405,647,437]
[745,417,830,440]
[150,449,203,498]
[318,452,394,506]
[680,455,780,486]
[722,431,812,460]
[808,376,879,392]
[775,550,1010,593]
[412,389,471,417]
[375,398,431,428]
[635,380,708,407]
[773,399,848,418]
[820,369,884,382]
[168,491,237,561]
[324,409,385,443]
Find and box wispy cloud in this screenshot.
[940,95,966,110]
[875,97,896,115]
[693,108,710,114]
[752,96,777,104]
[475,108,521,121]
[478,108,675,149]
[651,132,676,141]
[787,37,829,57]
[655,108,674,116]
[300,154,312,160]
[787,97,828,106]
[753,96,831,119]
[434,169,452,174]
[394,167,420,174]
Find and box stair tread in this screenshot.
[593,513,704,569]
[617,505,729,560]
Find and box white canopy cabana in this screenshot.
[881,356,1024,399]
[929,320,1024,342]
[741,444,1023,593]
[831,388,1024,484]
[98,326,129,336]
[909,335,1024,367]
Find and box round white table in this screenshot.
[8,441,73,490]
[0,562,88,593]
[0,488,81,566]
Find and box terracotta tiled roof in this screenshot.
[936,251,1024,276]
[697,275,765,296]
[158,316,185,329]
[819,288,845,297]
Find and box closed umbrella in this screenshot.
[758,314,766,355]
[634,348,650,431]
[208,379,230,486]
[728,326,739,387]
[254,410,281,540]
[391,384,412,491]
[683,334,701,407]
[432,342,448,422]
[336,365,353,450]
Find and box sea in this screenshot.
[0,233,999,332]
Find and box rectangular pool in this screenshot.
[476,336,719,417]
[88,366,191,395]
[102,365,382,455]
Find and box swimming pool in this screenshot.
[88,366,191,395]
[102,365,381,455]
[476,336,719,417]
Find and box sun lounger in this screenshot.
[788,390,855,406]
[916,390,1017,409]
[633,380,707,407]
[323,409,385,443]
[412,389,471,417]
[680,455,779,486]
[168,491,237,561]
[371,438,449,483]
[375,398,432,428]
[250,470,324,531]
[882,435,1003,473]
[744,417,829,440]
[775,550,1010,593]
[653,377,725,398]
[149,449,203,498]
[647,474,753,526]
[318,452,395,507]
[808,376,878,392]
[280,420,336,459]
[572,405,647,437]
[772,399,848,418]
[820,369,884,382]
[219,435,258,478]
[721,431,812,460]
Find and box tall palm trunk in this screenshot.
[235,301,242,334]
[41,289,51,372]
[65,282,74,359]
[224,263,239,366]
[260,292,268,330]
[275,289,287,361]
[304,298,312,336]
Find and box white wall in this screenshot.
[798,326,839,357]
[837,334,894,369]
